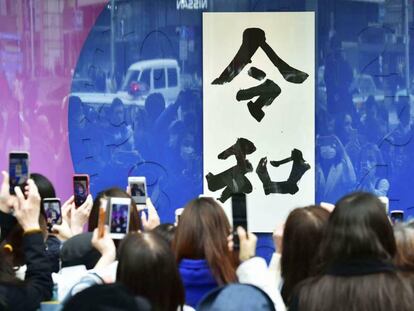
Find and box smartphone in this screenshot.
[107,197,131,239]
[43,198,62,233]
[175,207,184,225]
[9,152,29,195]
[73,174,90,207]
[231,193,248,250]
[390,210,404,224]
[128,176,147,206]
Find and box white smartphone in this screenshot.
[128,176,147,207]
[175,207,184,225]
[107,197,131,239]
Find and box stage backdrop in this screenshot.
[3,0,414,234]
[203,12,315,232]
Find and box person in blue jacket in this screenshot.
[173,197,237,307]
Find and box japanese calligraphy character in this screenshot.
[256,148,310,195]
[206,138,256,203]
[212,28,308,85]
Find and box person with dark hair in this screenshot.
[290,192,414,311]
[152,223,176,246]
[279,206,329,304]
[88,187,141,232]
[30,173,56,199]
[104,98,141,169]
[356,143,389,196]
[316,134,356,203]
[0,172,61,272]
[0,179,53,310]
[173,197,237,307]
[145,93,166,124]
[30,173,61,273]
[117,231,185,311]
[60,232,101,270]
[63,283,151,311]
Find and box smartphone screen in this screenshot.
[109,198,131,239]
[129,177,147,205]
[73,175,89,207]
[9,152,29,195]
[390,210,404,224]
[43,199,62,232]
[231,193,248,250]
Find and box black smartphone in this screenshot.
[231,193,248,250]
[9,152,29,195]
[390,210,404,224]
[73,174,90,207]
[43,198,62,233]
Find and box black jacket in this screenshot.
[0,232,53,311]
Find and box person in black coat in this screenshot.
[0,178,53,310]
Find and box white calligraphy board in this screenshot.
[203,12,315,232]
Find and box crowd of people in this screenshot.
[316,34,414,208]
[68,89,203,214]
[1,169,414,311]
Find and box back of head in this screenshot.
[317,192,395,269]
[294,192,409,311]
[63,283,151,311]
[30,173,56,199]
[152,223,176,246]
[145,93,165,121]
[111,97,124,110]
[393,224,414,271]
[60,232,101,269]
[173,197,237,284]
[281,205,329,303]
[117,232,184,311]
[88,187,141,232]
[198,284,275,311]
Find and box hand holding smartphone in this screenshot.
[231,193,248,250]
[73,174,90,207]
[9,152,29,195]
[43,198,62,233]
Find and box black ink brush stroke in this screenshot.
[206,138,256,202]
[256,149,310,195]
[248,66,266,80]
[212,28,308,85]
[237,79,281,122]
